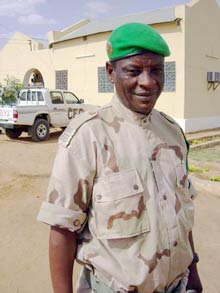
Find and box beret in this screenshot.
[107,22,170,61]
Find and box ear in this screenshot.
[106,62,114,83]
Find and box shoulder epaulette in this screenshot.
[159,111,176,124]
[59,111,98,147]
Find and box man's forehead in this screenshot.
[115,52,164,67]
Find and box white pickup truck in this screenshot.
[0,88,98,142]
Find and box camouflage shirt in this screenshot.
[37,95,196,293]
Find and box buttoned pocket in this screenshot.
[92,169,150,239]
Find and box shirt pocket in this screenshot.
[92,168,150,239]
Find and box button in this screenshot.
[96,194,102,200]
[163,194,167,200]
[73,219,80,227]
[173,241,178,247]
[141,120,147,128]
[133,184,139,190]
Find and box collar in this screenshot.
[111,94,153,129]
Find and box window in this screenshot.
[50,91,64,104]
[163,61,176,92]
[63,92,79,104]
[32,91,37,101]
[37,92,44,102]
[27,91,32,101]
[56,70,68,90]
[98,67,114,93]
[20,92,26,101]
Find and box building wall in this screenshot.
[184,0,220,131]
[51,32,112,105]
[153,19,185,119]
[0,32,55,88]
[51,21,186,118]
[0,17,187,125]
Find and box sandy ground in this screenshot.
[0,131,219,293]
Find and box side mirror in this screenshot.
[79,98,84,104]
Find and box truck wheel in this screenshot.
[5,129,22,139]
[32,119,49,142]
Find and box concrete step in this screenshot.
[190,138,220,149]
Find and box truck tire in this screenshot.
[5,128,22,139]
[32,119,49,142]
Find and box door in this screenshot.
[50,91,68,127]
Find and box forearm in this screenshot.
[189,231,195,254]
[49,226,77,293]
[187,231,203,292]
[188,231,198,273]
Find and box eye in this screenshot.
[151,67,164,75]
[126,69,141,76]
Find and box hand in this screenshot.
[186,264,203,293]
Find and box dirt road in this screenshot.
[0,131,219,292]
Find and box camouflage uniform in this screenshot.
[38,94,196,293]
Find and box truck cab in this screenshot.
[0,88,98,142]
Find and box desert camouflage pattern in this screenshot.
[38,95,196,293]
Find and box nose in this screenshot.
[138,71,155,88]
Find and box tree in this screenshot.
[1,76,23,105]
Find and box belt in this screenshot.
[85,268,137,293]
[85,268,188,293]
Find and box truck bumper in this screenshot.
[0,123,14,129]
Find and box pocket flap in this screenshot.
[93,169,144,202]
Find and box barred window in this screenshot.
[98,67,114,93]
[163,61,176,92]
[56,70,68,90]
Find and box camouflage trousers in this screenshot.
[76,267,189,293]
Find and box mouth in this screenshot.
[133,92,156,99]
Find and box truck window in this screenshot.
[20,92,26,101]
[63,92,79,104]
[50,92,64,104]
[32,91,37,101]
[37,92,44,102]
[27,91,32,101]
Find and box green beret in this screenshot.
[107,22,170,61]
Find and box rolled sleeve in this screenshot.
[37,202,87,232]
[37,127,96,232]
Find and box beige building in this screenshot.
[0,0,220,133]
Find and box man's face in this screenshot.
[106,52,164,115]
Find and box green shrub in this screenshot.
[189,165,209,173]
[190,138,209,145]
[209,176,220,182]
[1,75,23,105]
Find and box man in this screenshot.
[38,22,202,293]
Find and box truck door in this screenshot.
[50,91,68,127]
[63,91,84,121]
